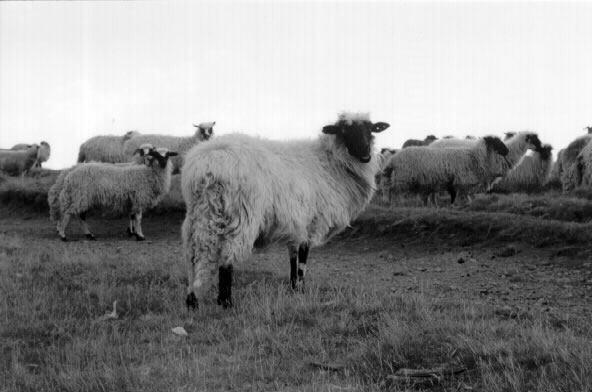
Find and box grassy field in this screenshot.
[1,169,592,391]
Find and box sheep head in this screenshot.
[523,133,542,151]
[537,144,553,161]
[425,135,438,143]
[147,147,178,169]
[194,122,215,141]
[483,136,509,157]
[322,112,390,163]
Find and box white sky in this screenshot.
[1,1,592,169]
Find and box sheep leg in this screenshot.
[79,212,96,241]
[127,213,136,236]
[217,264,233,308]
[133,212,145,241]
[288,245,298,290]
[57,214,71,241]
[297,243,309,288]
[186,254,222,310]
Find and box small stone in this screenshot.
[172,327,188,336]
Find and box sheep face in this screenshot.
[504,132,516,141]
[537,144,553,161]
[322,120,389,163]
[425,135,438,143]
[194,122,215,141]
[524,133,542,151]
[147,148,178,168]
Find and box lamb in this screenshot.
[49,144,154,235]
[12,141,51,168]
[122,122,215,174]
[54,145,177,241]
[383,136,509,205]
[77,130,140,163]
[0,144,40,176]
[555,135,592,191]
[402,135,437,148]
[492,144,554,193]
[181,112,390,309]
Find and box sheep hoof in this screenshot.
[135,234,145,241]
[86,234,96,241]
[60,235,67,242]
[126,227,135,237]
[186,292,198,310]
[217,297,233,309]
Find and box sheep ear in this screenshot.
[372,122,390,133]
[322,125,341,135]
[166,152,178,157]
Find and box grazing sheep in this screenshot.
[492,144,554,193]
[182,113,389,309]
[556,135,592,191]
[55,146,177,241]
[123,122,215,174]
[11,141,50,167]
[0,145,40,176]
[78,131,140,163]
[402,135,437,148]
[383,136,509,205]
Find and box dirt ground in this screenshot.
[2,208,592,326]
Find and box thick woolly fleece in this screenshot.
[557,135,592,191]
[384,138,504,202]
[57,158,173,222]
[77,131,140,163]
[181,130,381,301]
[493,146,554,193]
[0,145,40,176]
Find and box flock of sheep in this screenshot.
[2,114,592,309]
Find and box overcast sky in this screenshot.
[1,1,592,169]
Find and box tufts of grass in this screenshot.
[1,243,591,391]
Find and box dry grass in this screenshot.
[1,235,590,392]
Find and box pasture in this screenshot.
[1,172,592,391]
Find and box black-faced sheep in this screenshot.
[181,113,389,309]
[54,146,177,241]
[492,144,554,193]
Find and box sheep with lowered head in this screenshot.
[182,112,389,309]
[556,134,592,191]
[78,131,140,163]
[55,145,177,241]
[123,122,215,174]
[0,144,40,176]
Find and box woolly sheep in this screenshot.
[564,138,592,191]
[12,141,51,168]
[123,122,215,174]
[383,136,509,205]
[77,131,140,163]
[182,113,390,309]
[54,145,177,241]
[402,135,437,148]
[556,134,592,191]
[49,144,154,235]
[428,131,542,200]
[0,144,40,176]
[492,144,554,193]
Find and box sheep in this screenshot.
[383,136,509,206]
[181,112,390,309]
[492,144,554,193]
[77,131,140,163]
[122,122,215,174]
[0,144,40,176]
[12,141,51,168]
[376,148,398,202]
[428,131,542,200]
[402,135,437,148]
[563,137,592,191]
[556,135,592,191]
[49,144,154,236]
[54,145,177,241]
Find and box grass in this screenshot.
[1,237,591,392]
